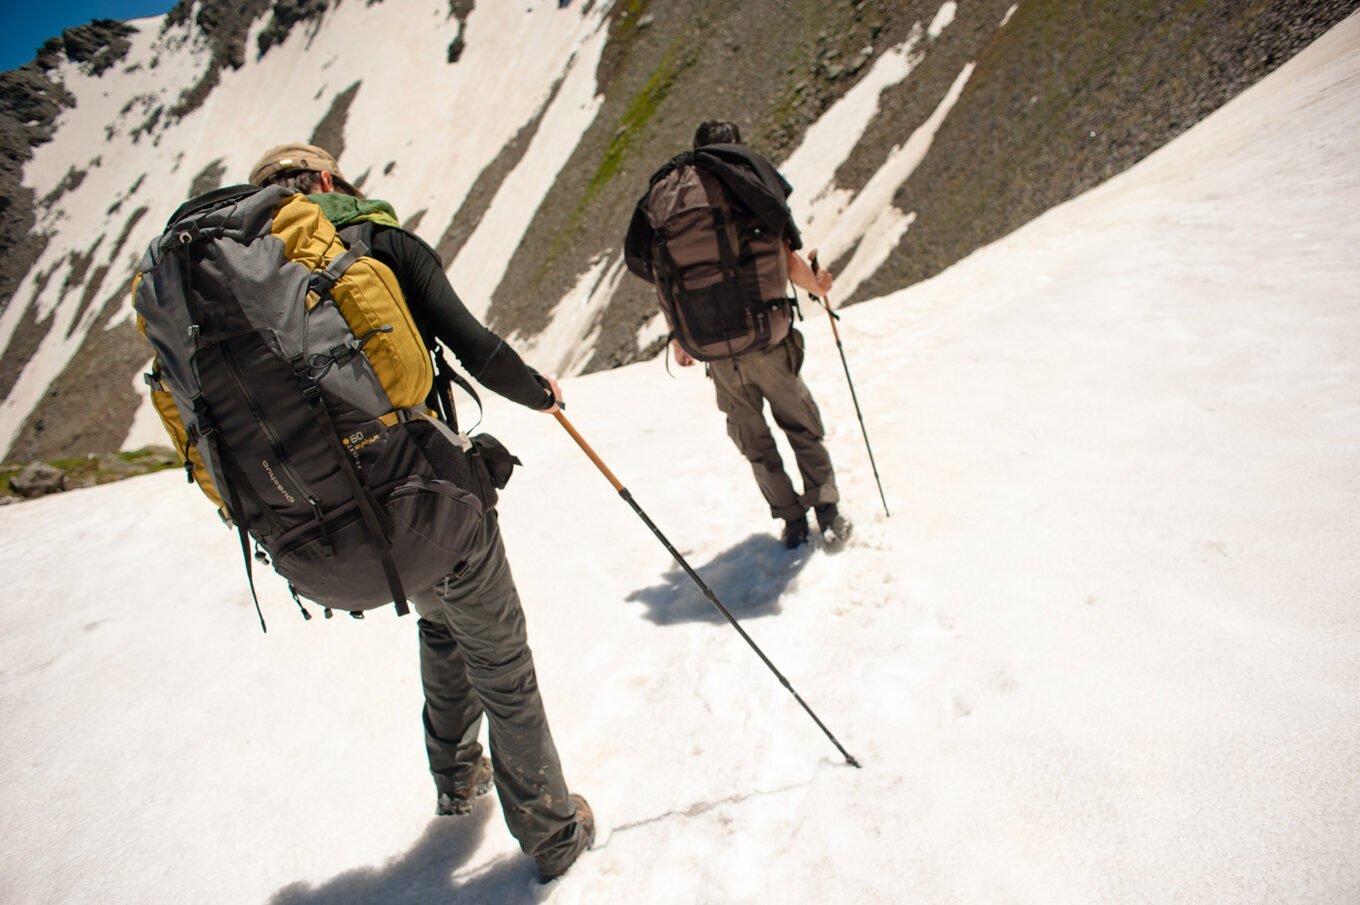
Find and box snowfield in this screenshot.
[1,11,1358,905]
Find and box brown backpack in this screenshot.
[642,160,793,361]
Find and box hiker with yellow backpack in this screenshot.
[133,142,592,882]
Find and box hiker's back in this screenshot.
[643,154,792,361]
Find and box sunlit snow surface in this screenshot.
[1,11,1358,905]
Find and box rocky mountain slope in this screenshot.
[0,0,1355,463]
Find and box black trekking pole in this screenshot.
[808,254,890,518]
[553,410,861,768]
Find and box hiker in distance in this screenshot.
[247,143,594,882]
[624,120,851,550]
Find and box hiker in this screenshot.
[245,142,593,882]
[623,120,850,549]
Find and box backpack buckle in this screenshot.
[290,356,322,397]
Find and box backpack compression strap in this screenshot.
[292,358,411,617]
[308,241,368,299]
[201,416,271,633]
[168,235,278,631]
[292,240,412,617]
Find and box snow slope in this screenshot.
[1,12,1357,905]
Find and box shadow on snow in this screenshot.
[268,805,545,905]
[625,533,812,625]
[266,537,810,902]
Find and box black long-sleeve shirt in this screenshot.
[353,224,553,412]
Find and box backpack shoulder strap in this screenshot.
[336,219,377,250]
[431,344,484,432]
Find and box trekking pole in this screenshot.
[808,254,890,518]
[553,410,861,768]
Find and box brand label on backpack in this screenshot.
[261,458,297,504]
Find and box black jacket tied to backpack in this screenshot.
[624,143,802,362]
[623,143,802,285]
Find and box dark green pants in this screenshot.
[412,510,581,865]
[708,330,839,520]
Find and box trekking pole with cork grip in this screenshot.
[552,408,862,769]
[807,253,890,518]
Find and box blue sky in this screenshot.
[1,1,176,72]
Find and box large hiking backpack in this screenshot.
[639,154,794,362]
[133,184,495,623]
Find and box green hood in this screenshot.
[307,192,402,230]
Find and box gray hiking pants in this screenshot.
[708,330,838,520]
[412,510,580,865]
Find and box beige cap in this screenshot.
[247,142,363,197]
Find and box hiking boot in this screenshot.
[781,515,810,549]
[435,756,493,816]
[537,794,595,882]
[815,504,852,544]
